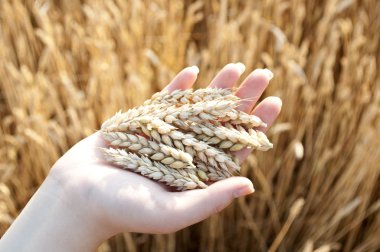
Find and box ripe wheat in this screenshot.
[102,148,208,190]
[145,88,239,105]
[101,88,272,190]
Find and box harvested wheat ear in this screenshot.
[100,88,272,191]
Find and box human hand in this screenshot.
[0,63,281,252]
[51,63,281,233]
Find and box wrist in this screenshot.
[0,174,108,252]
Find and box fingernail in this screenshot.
[272,96,282,107]
[235,62,246,74]
[233,184,255,198]
[263,68,274,80]
[189,65,199,74]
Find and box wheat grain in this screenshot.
[196,160,232,181]
[146,88,239,105]
[218,110,267,128]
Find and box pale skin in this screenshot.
[0,63,282,252]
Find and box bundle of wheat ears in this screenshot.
[100,88,272,190]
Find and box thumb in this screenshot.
[168,177,254,231]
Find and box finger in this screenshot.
[208,63,245,89]
[252,96,282,133]
[234,96,282,162]
[163,66,199,93]
[234,69,273,112]
[165,177,254,232]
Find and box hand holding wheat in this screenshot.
[0,64,281,252]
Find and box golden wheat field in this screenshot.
[0,0,379,251]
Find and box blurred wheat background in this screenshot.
[0,0,379,251]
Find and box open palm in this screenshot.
[50,63,282,238]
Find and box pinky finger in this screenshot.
[252,96,282,133]
[234,96,282,162]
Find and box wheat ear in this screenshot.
[102,131,195,169]
[104,99,238,132]
[129,118,239,173]
[188,122,273,151]
[102,148,208,190]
